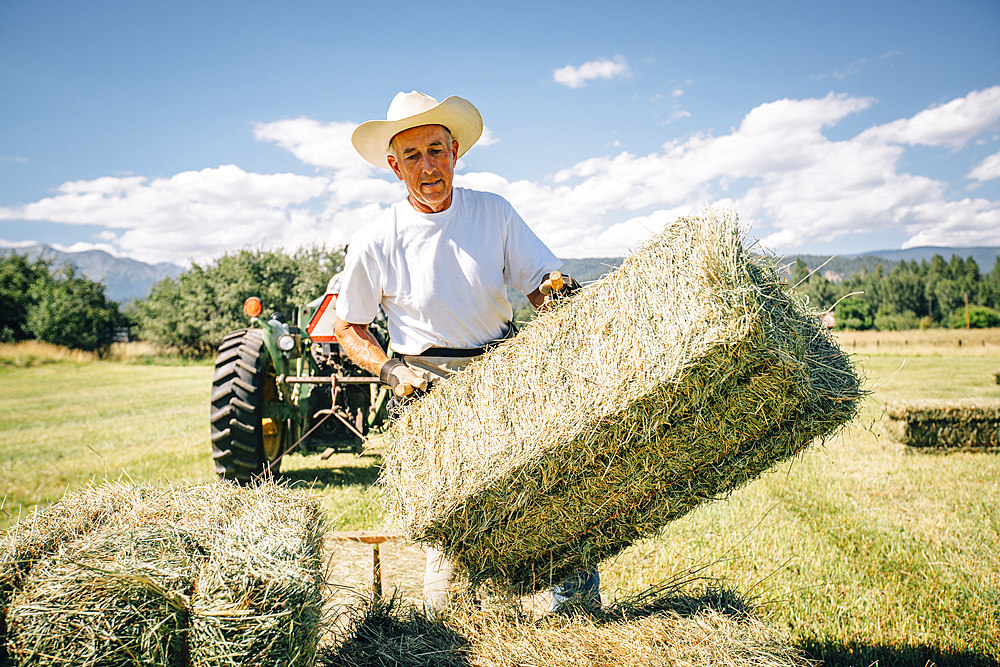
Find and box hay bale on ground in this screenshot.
[320,585,812,667]
[1,481,325,667]
[882,399,1000,449]
[6,526,198,667]
[188,485,325,667]
[381,206,863,593]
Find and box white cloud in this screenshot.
[4,87,1000,265]
[553,56,631,89]
[0,237,40,249]
[860,85,1000,148]
[253,118,372,174]
[477,125,500,147]
[663,109,690,125]
[967,150,1000,182]
[672,89,684,98]
[0,165,337,264]
[810,51,900,82]
[901,198,1000,248]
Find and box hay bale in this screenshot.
[882,399,1000,449]
[381,206,863,592]
[187,485,325,667]
[6,526,198,667]
[1,482,325,667]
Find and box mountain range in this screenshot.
[2,243,997,304]
[0,244,184,303]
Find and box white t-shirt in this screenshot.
[336,187,560,355]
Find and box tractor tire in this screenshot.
[210,329,285,483]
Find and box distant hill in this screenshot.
[849,246,1000,269]
[778,247,999,283]
[0,244,184,303]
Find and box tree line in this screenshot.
[3,247,997,353]
[791,254,1000,330]
[0,255,126,351]
[1,246,344,354]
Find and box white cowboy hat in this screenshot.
[351,91,483,169]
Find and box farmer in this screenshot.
[334,91,600,614]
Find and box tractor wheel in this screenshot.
[210,329,285,483]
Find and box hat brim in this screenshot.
[351,96,483,169]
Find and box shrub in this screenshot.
[834,297,873,330]
[874,305,921,331]
[947,306,1000,329]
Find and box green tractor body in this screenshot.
[210,292,390,483]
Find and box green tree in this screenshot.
[933,278,963,318]
[834,296,873,330]
[0,254,51,342]
[135,245,345,352]
[883,264,925,316]
[26,266,123,351]
[982,257,1000,310]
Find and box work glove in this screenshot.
[539,271,581,302]
[379,358,429,397]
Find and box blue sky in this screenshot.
[1,0,999,266]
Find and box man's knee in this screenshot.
[423,546,455,614]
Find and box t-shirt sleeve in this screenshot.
[335,244,383,325]
[502,204,562,296]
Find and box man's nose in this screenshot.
[418,154,437,172]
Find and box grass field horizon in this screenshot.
[2,331,998,666]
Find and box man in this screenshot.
[334,91,599,613]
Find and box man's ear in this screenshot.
[451,140,459,163]
[387,154,403,180]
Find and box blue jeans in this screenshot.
[550,566,601,611]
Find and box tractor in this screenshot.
[210,286,391,483]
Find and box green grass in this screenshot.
[0,361,216,528]
[2,336,999,666]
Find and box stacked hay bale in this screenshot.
[1,482,324,666]
[883,399,1000,449]
[381,206,863,593]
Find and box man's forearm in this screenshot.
[334,318,389,376]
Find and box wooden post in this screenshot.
[372,543,382,602]
[329,530,406,601]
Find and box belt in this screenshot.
[405,322,518,359]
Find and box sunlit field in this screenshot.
[2,331,998,666]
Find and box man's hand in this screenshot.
[380,358,429,397]
[532,271,582,311]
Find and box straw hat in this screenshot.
[351,91,483,168]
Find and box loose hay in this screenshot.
[381,206,864,593]
[320,584,813,667]
[1,481,324,667]
[882,399,1000,449]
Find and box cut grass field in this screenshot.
[1,331,999,666]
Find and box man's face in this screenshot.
[387,124,459,214]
